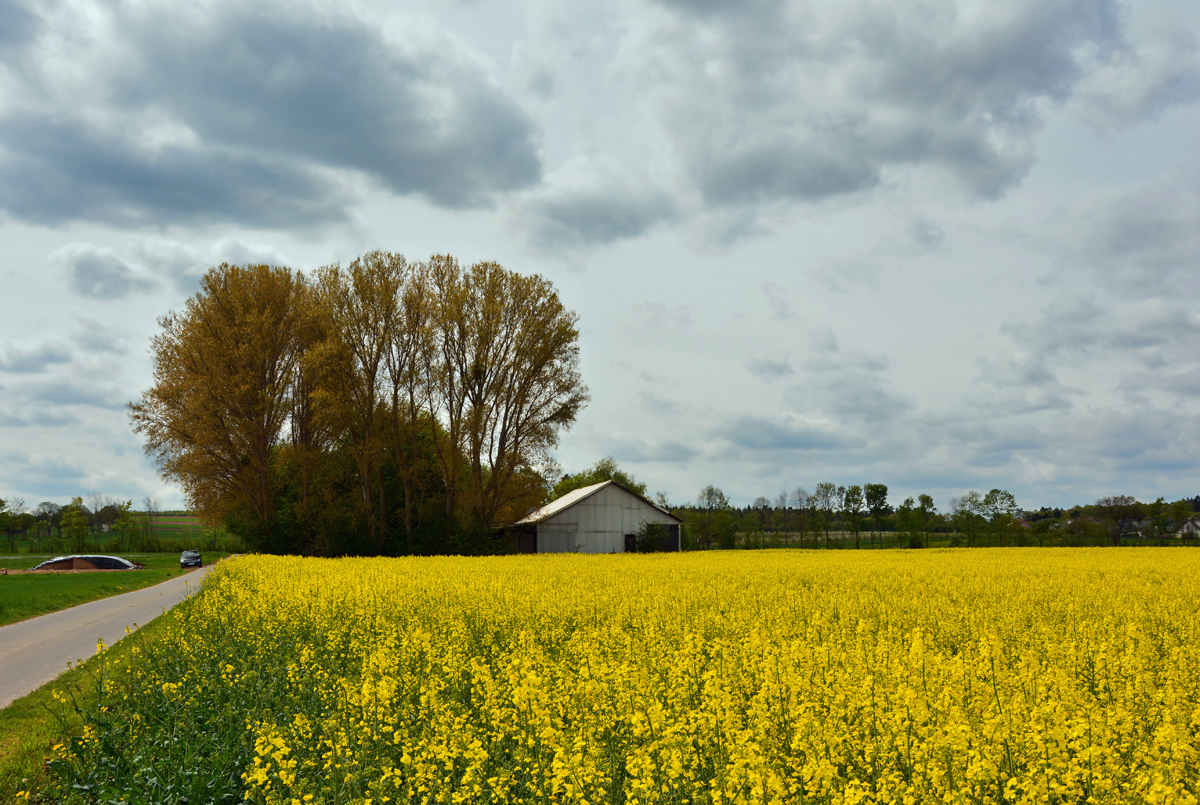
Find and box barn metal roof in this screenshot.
[514,480,682,525]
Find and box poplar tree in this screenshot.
[812,482,838,549]
[841,485,864,549]
[864,483,889,548]
[312,253,406,552]
[130,264,312,547]
[917,494,937,548]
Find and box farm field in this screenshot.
[0,553,229,627]
[44,550,1200,804]
[2,513,242,557]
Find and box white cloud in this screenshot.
[1047,168,1200,298]
[966,354,1079,414]
[519,158,679,251]
[713,413,865,452]
[746,355,794,380]
[632,301,691,328]
[1078,25,1200,128]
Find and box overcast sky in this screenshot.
[2,0,1199,512]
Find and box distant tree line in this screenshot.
[128,253,587,556]
[5,464,1197,555]
[0,495,163,553]
[543,461,1200,551]
[664,484,1200,550]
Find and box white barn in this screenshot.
[509,480,683,553]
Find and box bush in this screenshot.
[634,522,667,553]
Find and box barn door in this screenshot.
[624,534,637,553]
[665,524,680,552]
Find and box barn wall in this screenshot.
[537,484,679,554]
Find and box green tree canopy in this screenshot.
[1170,499,1192,536]
[897,497,917,544]
[61,497,91,552]
[864,482,889,546]
[812,482,838,548]
[551,457,647,500]
[0,499,10,545]
[841,485,865,549]
[952,491,988,546]
[917,494,937,548]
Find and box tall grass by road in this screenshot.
[0,614,177,802]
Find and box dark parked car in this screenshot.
[180,550,203,569]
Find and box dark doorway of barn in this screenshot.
[515,527,537,554]
[663,524,681,551]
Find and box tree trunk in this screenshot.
[375,461,388,554]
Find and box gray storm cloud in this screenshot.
[0,1,542,228]
[56,245,157,300]
[0,339,72,373]
[714,414,865,452]
[625,0,1125,207]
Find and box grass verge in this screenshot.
[0,553,228,627]
[0,613,175,802]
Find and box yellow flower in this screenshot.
[84,551,1200,805]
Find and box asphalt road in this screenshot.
[0,566,212,709]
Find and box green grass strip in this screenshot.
[0,614,174,802]
[0,553,228,627]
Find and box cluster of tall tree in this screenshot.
[129,253,588,555]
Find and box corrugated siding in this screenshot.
[537,484,679,554]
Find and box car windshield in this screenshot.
[181,551,200,558]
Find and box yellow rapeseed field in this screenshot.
[54,550,1200,804]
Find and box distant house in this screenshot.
[1180,519,1200,538]
[1125,520,1151,537]
[507,480,683,554]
